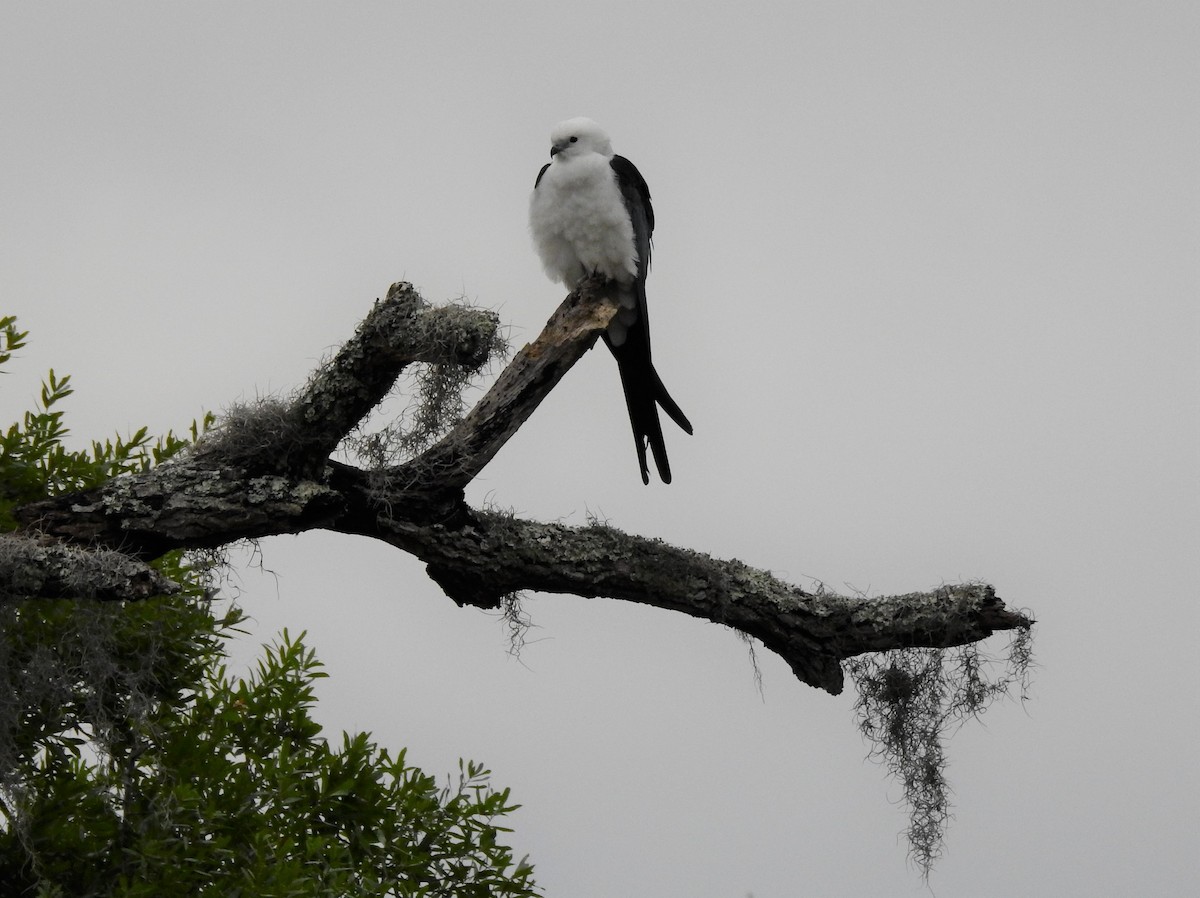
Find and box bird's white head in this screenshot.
[548,117,613,160]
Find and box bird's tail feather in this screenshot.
[604,282,691,484]
[612,353,690,485]
[615,360,668,484]
[651,368,693,435]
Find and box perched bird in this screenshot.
[529,117,692,484]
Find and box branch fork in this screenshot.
[9,279,1032,693]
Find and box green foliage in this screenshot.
[0,316,28,371]
[0,316,538,897]
[0,317,214,530]
[1,315,225,795]
[1,629,538,898]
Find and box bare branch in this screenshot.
[197,282,502,476]
[10,282,1033,693]
[359,509,1032,694]
[290,283,501,465]
[0,533,180,603]
[15,462,345,558]
[395,275,618,490]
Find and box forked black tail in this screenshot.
[603,293,692,484]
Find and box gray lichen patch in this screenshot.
[0,533,179,602]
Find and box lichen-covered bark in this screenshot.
[285,283,502,476]
[367,511,1026,694]
[7,280,1033,694]
[16,461,345,557]
[0,533,180,603]
[394,283,619,491]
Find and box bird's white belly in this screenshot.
[531,157,638,286]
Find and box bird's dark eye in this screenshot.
[569,136,578,143]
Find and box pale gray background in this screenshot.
[2,3,1197,895]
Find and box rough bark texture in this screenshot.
[6,280,1033,694]
[0,533,181,603]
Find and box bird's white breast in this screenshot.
[530,154,639,287]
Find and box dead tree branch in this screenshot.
[0,533,180,604]
[8,280,1033,694]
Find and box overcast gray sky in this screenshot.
[3,2,1197,895]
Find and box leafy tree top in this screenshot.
[0,316,539,897]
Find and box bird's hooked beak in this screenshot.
[550,141,568,158]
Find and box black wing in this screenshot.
[605,154,692,484]
[610,154,654,271]
[534,162,551,189]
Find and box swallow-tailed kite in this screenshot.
[529,117,693,484]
